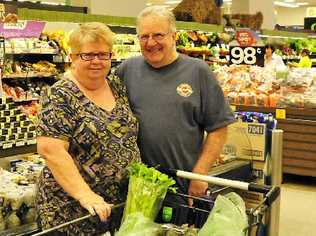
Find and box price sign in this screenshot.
[3,142,13,149]
[27,139,37,145]
[16,140,25,147]
[230,46,264,66]
[275,109,286,119]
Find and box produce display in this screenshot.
[176,31,231,67]
[113,34,141,60]
[215,65,316,108]
[3,59,58,78]
[4,38,58,54]
[0,155,45,231]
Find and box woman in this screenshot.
[288,48,312,68]
[298,49,312,68]
[36,22,140,235]
[264,44,286,71]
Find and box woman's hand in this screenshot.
[78,192,113,222]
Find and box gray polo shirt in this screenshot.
[118,54,235,193]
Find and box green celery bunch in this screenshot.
[122,162,176,223]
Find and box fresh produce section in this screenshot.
[215,65,316,108]
[0,154,44,232]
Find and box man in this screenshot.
[118,6,235,203]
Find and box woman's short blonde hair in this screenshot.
[68,22,114,54]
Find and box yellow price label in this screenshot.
[230,105,236,112]
[276,109,286,119]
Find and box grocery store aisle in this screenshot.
[279,174,316,236]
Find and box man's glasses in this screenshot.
[77,52,112,61]
[137,32,170,43]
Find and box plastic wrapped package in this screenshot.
[21,185,36,207]
[269,93,281,108]
[115,212,162,236]
[23,208,37,224]
[198,192,248,236]
[238,92,257,106]
[279,93,305,108]
[256,94,269,107]
[0,209,5,231]
[5,191,24,210]
[5,211,21,229]
[227,92,239,105]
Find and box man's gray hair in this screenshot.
[136,6,176,34]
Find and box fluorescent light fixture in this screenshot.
[41,1,60,5]
[274,1,298,7]
[223,0,232,2]
[165,0,182,4]
[297,2,308,5]
[146,2,153,6]
[259,34,305,39]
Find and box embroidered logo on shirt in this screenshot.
[176,83,193,97]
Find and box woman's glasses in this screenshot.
[77,52,112,61]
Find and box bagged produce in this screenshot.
[198,192,248,236]
[115,212,162,236]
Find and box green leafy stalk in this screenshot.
[122,163,176,222]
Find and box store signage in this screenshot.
[275,109,286,119]
[229,29,264,66]
[229,46,264,66]
[236,30,255,46]
[0,20,46,38]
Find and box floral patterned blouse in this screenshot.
[35,73,140,236]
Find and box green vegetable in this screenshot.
[122,162,176,222]
[178,32,190,47]
[115,212,163,236]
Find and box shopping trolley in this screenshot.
[32,169,280,236]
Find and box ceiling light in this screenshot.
[165,0,182,4]
[223,0,232,2]
[297,2,308,5]
[274,1,298,7]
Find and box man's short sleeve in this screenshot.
[199,63,235,132]
[37,87,75,141]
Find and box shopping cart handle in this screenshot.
[264,186,281,206]
[248,183,271,194]
[249,183,280,206]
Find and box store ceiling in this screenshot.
[146,0,316,9]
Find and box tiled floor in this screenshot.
[279,174,316,236]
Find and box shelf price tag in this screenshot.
[230,46,264,66]
[275,108,286,119]
[27,139,37,145]
[3,142,13,149]
[16,141,25,147]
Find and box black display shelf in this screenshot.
[0,144,36,158]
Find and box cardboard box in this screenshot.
[223,122,267,161]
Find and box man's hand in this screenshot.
[188,180,208,207]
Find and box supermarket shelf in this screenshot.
[14,98,40,103]
[0,144,36,158]
[5,51,59,55]
[3,73,57,79]
[0,223,39,236]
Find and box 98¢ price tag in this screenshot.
[230,46,264,66]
